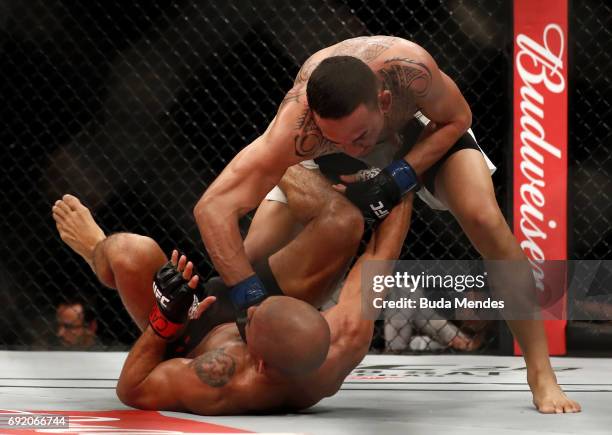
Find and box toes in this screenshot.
[62,194,83,210]
[55,200,72,215]
[537,404,556,414]
[566,400,581,413]
[52,205,67,221]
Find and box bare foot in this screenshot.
[529,374,582,413]
[52,194,106,271]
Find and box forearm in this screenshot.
[338,196,413,308]
[117,327,167,396]
[404,119,469,175]
[195,198,254,285]
[195,135,293,285]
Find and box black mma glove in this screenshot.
[345,159,419,223]
[149,260,200,340]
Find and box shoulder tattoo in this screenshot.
[332,36,396,62]
[379,57,432,98]
[189,348,236,388]
[293,107,337,158]
[294,37,396,88]
[278,87,305,112]
[277,86,336,158]
[294,57,319,86]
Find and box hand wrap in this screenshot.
[230,275,268,342]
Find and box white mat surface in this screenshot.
[0,352,609,434]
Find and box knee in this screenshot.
[103,233,165,279]
[461,203,506,234]
[322,197,364,248]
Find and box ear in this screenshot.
[379,90,392,114]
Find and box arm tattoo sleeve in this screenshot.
[189,348,236,388]
[380,57,432,98]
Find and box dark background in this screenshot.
[0,0,609,350]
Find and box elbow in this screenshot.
[116,384,153,410]
[193,192,217,226]
[116,383,138,408]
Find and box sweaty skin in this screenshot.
[193,35,581,414]
[53,193,413,415]
[195,36,467,286]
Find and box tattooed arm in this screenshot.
[116,327,240,414]
[380,45,472,174]
[194,82,335,285]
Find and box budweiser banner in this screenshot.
[513,0,569,354]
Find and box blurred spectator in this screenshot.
[56,300,102,349]
[384,314,490,352]
[383,284,493,352]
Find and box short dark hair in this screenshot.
[306,56,379,119]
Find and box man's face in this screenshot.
[314,100,386,158]
[56,303,94,347]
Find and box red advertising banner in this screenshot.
[0,409,251,434]
[513,0,568,355]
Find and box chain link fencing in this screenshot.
[0,0,607,354]
[566,1,612,354]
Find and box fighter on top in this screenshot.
[194,36,580,414]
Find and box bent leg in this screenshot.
[268,165,364,307]
[53,194,167,331]
[244,199,302,264]
[93,233,167,330]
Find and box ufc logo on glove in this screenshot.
[370,201,390,219]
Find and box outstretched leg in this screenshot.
[52,194,166,330]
